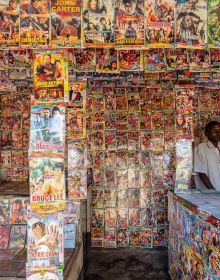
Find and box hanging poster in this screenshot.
[144,49,166,72]
[115,0,144,47]
[20,0,50,47]
[74,49,96,72]
[69,79,87,110]
[29,157,66,213]
[188,49,210,72]
[29,104,65,157]
[119,50,143,71]
[175,0,207,48]
[51,0,81,47]
[27,267,63,280]
[208,0,220,47]
[210,49,220,71]
[34,50,68,102]
[82,0,114,47]
[96,49,119,73]
[0,0,19,47]
[145,0,175,47]
[27,209,64,268]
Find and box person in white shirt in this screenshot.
[194,121,220,192]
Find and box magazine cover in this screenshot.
[68,79,87,110]
[10,197,29,224]
[8,225,26,249]
[96,49,119,73]
[51,0,81,47]
[29,104,65,157]
[64,223,76,248]
[29,157,66,213]
[208,0,220,47]
[0,199,10,224]
[27,209,64,268]
[20,0,50,47]
[175,0,207,48]
[145,0,174,47]
[82,0,114,47]
[0,0,19,47]
[34,51,68,102]
[68,169,87,199]
[119,50,143,71]
[0,225,10,249]
[115,0,144,47]
[26,267,63,280]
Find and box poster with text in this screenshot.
[20,0,50,47]
[29,157,66,213]
[27,267,63,280]
[208,0,220,47]
[51,0,81,47]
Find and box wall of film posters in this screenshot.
[0,0,219,48]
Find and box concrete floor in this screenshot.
[85,248,170,280]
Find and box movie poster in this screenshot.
[51,0,81,47]
[0,199,10,224]
[115,0,144,46]
[0,0,19,47]
[208,0,220,47]
[20,0,50,47]
[175,0,207,48]
[27,267,63,280]
[68,169,87,199]
[74,49,96,72]
[8,225,26,249]
[96,49,119,73]
[34,51,68,102]
[27,209,64,268]
[82,0,114,47]
[119,50,143,71]
[10,197,29,224]
[29,157,66,213]
[68,79,87,110]
[29,104,65,157]
[145,0,175,47]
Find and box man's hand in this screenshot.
[45,225,58,250]
[198,173,215,190]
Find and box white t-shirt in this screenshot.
[194,141,220,192]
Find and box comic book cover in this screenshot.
[29,157,66,213]
[68,141,85,170]
[91,208,104,227]
[153,227,164,246]
[0,0,19,47]
[34,51,68,102]
[115,0,144,46]
[0,199,10,224]
[0,225,10,249]
[0,150,11,168]
[64,201,80,224]
[27,209,64,268]
[91,189,104,208]
[104,228,116,248]
[145,0,174,47]
[74,49,96,72]
[175,0,207,48]
[30,104,65,157]
[188,49,210,72]
[129,228,140,247]
[119,50,143,71]
[8,225,26,249]
[68,169,87,199]
[91,226,104,247]
[10,197,28,224]
[144,49,166,72]
[64,223,76,248]
[105,208,116,228]
[208,0,220,47]
[128,208,140,227]
[128,168,141,189]
[140,207,153,227]
[68,80,86,111]
[26,267,63,280]
[82,0,114,47]
[96,49,119,73]
[20,0,49,47]
[116,169,128,189]
[140,228,153,248]
[116,228,128,247]
[67,109,86,140]
[51,0,81,47]
[210,49,220,71]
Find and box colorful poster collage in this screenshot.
[169,193,220,279]
[0,0,218,47]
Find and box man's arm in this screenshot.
[198,172,215,189]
